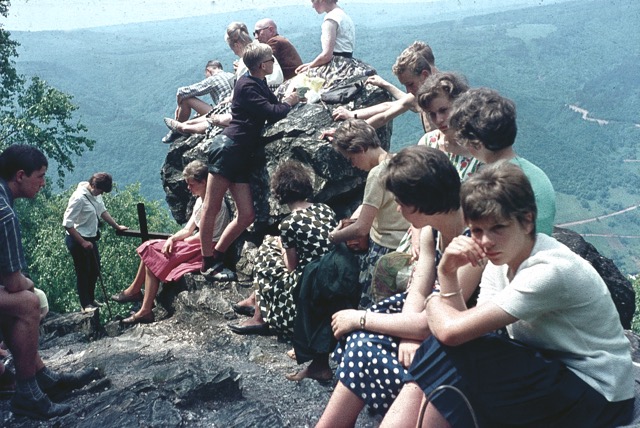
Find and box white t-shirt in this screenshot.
[477,233,634,402]
[62,182,107,238]
[325,8,355,54]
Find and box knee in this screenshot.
[237,210,255,228]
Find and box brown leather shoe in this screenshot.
[111,291,143,303]
[122,312,154,325]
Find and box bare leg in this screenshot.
[214,182,255,253]
[133,266,159,317]
[121,259,146,295]
[200,173,231,258]
[176,97,211,122]
[286,354,332,382]
[0,288,41,380]
[239,300,265,327]
[236,290,256,307]
[316,381,365,428]
[380,382,439,428]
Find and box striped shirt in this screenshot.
[0,178,27,275]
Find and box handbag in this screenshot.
[341,218,369,253]
[320,80,364,104]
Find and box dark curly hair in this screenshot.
[270,160,314,204]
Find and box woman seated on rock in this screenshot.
[111,160,230,325]
[296,0,355,75]
[327,119,410,308]
[380,161,634,427]
[316,146,483,427]
[229,160,337,337]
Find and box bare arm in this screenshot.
[427,235,503,346]
[365,75,407,100]
[283,246,298,272]
[330,204,376,244]
[65,226,93,250]
[101,211,127,231]
[296,19,338,74]
[332,227,438,341]
[366,93,417,129]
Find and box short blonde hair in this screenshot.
[243,42,273,72]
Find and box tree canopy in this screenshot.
[0,0,95,186]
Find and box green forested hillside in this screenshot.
[10,0,640,272]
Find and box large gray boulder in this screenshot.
[554,227,635,329]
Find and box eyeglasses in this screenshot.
[262,57,275,64]
[253,27,270,36]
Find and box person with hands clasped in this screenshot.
[316,146,483,427]
[63,172,127,313]
[379,162,633,428]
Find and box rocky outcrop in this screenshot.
[553,227,635,329]
[161,75,392,227]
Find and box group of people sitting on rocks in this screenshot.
[153,0,632,425]
[1,0,634,424]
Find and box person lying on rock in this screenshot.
[111,160,231,325]
[0,145,101,420]
[198,42,299,277]
[380,161,634,428]
[230,160,337,348]
[316,146,483,426]
[327,118,409,308]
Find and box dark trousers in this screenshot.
[65,234,100,308]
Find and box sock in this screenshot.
[15,376,45,400]
[202,255,216,270]
[35,366,59,390]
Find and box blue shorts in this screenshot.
[406,333,633,428]
[207,134,255,183]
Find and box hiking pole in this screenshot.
[90,249,113,319]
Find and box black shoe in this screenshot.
[228,323,270,335]
[200,257,224,276]
[232,304,255,317]
[11,393,71,420]
[42,367,102,400]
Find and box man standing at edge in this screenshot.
[254,18,303,80]
[0,145,99,420]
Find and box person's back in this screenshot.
[509,157,556,235]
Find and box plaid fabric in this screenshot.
[176,71,234,106]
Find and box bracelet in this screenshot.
[359,310,367,330]
[440,288,462,298]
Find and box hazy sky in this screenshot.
[3,0,442,31]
